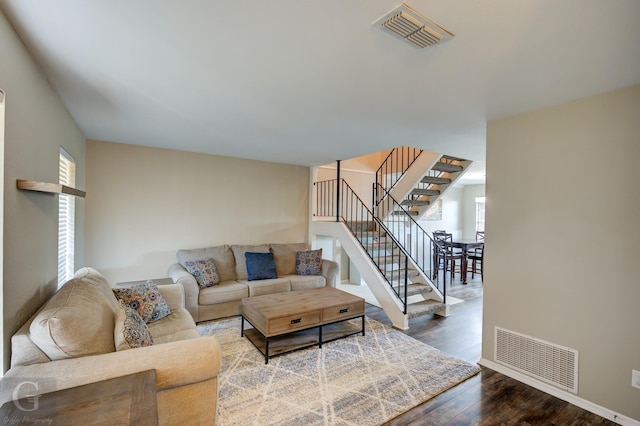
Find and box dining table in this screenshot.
[447,238,484,284]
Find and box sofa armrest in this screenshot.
[167,263,199,320]
[0,336,220,405]
[157,283,185,311]
[322,259,338,287]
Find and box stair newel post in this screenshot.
[372,182,378,218]
[336,160,341,223]
[403,255,409,314]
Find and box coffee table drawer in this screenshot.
[269,311,321,335]
[323,301,364,322]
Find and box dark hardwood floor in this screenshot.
[366,277,617,426]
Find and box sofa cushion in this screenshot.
[199,281,249,305]
[114,301,154,351]
[245,252,277,281]
[296,248,323,275]
[270,243,308,276]
[147,309,199,342]
[113,281,171,323]
[29,279,116,360]
[231,244,270,280]
[183,258,219,288]
[243,278,292,297]
[178,245,237,282]
[288,274,327,291]
[73,266,119,310]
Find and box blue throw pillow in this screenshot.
[245,252,277,281]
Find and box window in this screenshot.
[58,148,76,287]
[475,196,485,233]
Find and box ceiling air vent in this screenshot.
[373,3,453,49]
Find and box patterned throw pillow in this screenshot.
[113,281,171,323]
[183,258,220,288]
[114,301,153,350]
[245,252,277,281]
[296,248,323,276]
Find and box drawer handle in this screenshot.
[291,318,302,324]
[339,308,349,314]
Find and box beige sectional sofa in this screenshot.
[168,243,339,322]
[0,267,220,425]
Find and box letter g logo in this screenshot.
[12,381,39,412]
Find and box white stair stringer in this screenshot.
[378,150,440,220]
[379,153,474,221]
[310,221,448,330]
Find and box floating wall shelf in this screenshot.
[17,179,86,198]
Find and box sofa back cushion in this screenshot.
[231,245,270,280]
[73,267,119,310]
[29,278,117,360]
[178,245,237,282]
[270,243,308,276]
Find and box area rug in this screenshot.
[197,317,480,426]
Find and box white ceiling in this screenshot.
[2,1,640,185]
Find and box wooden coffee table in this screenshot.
[241,287,365,363]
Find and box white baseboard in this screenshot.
[479,358,640,426]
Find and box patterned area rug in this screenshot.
[197,317,480,426]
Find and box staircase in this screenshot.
[312,178,449,329]
[353,221,446,320]
[376,149,473,220]
[311,147,473,329]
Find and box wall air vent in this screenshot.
[495,327,579,394]
[373,3,454,49]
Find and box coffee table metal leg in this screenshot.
[265,339,269,364]
[319,326,323,348]
[361,315,365,336]
[241,316,245,337]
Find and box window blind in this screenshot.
[58,148,76,287]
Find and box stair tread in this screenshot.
[401,199,430,206]
[384,269,420,279]
[421,176,451,185]
[346,221,376,232]
[431,162,463,173]
[407,300,446,319]
[410,188,440,196]
[391,210,418,216]
[401,283,433,296]
[364,244,395,251]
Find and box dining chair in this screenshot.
[471,230,485,256]
[432,232,464,283]
[467,243,484,282]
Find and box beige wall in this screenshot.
[417,187,464,238]
[85,140,310,284]
[0,11,86,371]
[483,85,640,420]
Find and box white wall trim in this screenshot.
[479,358,640,426]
